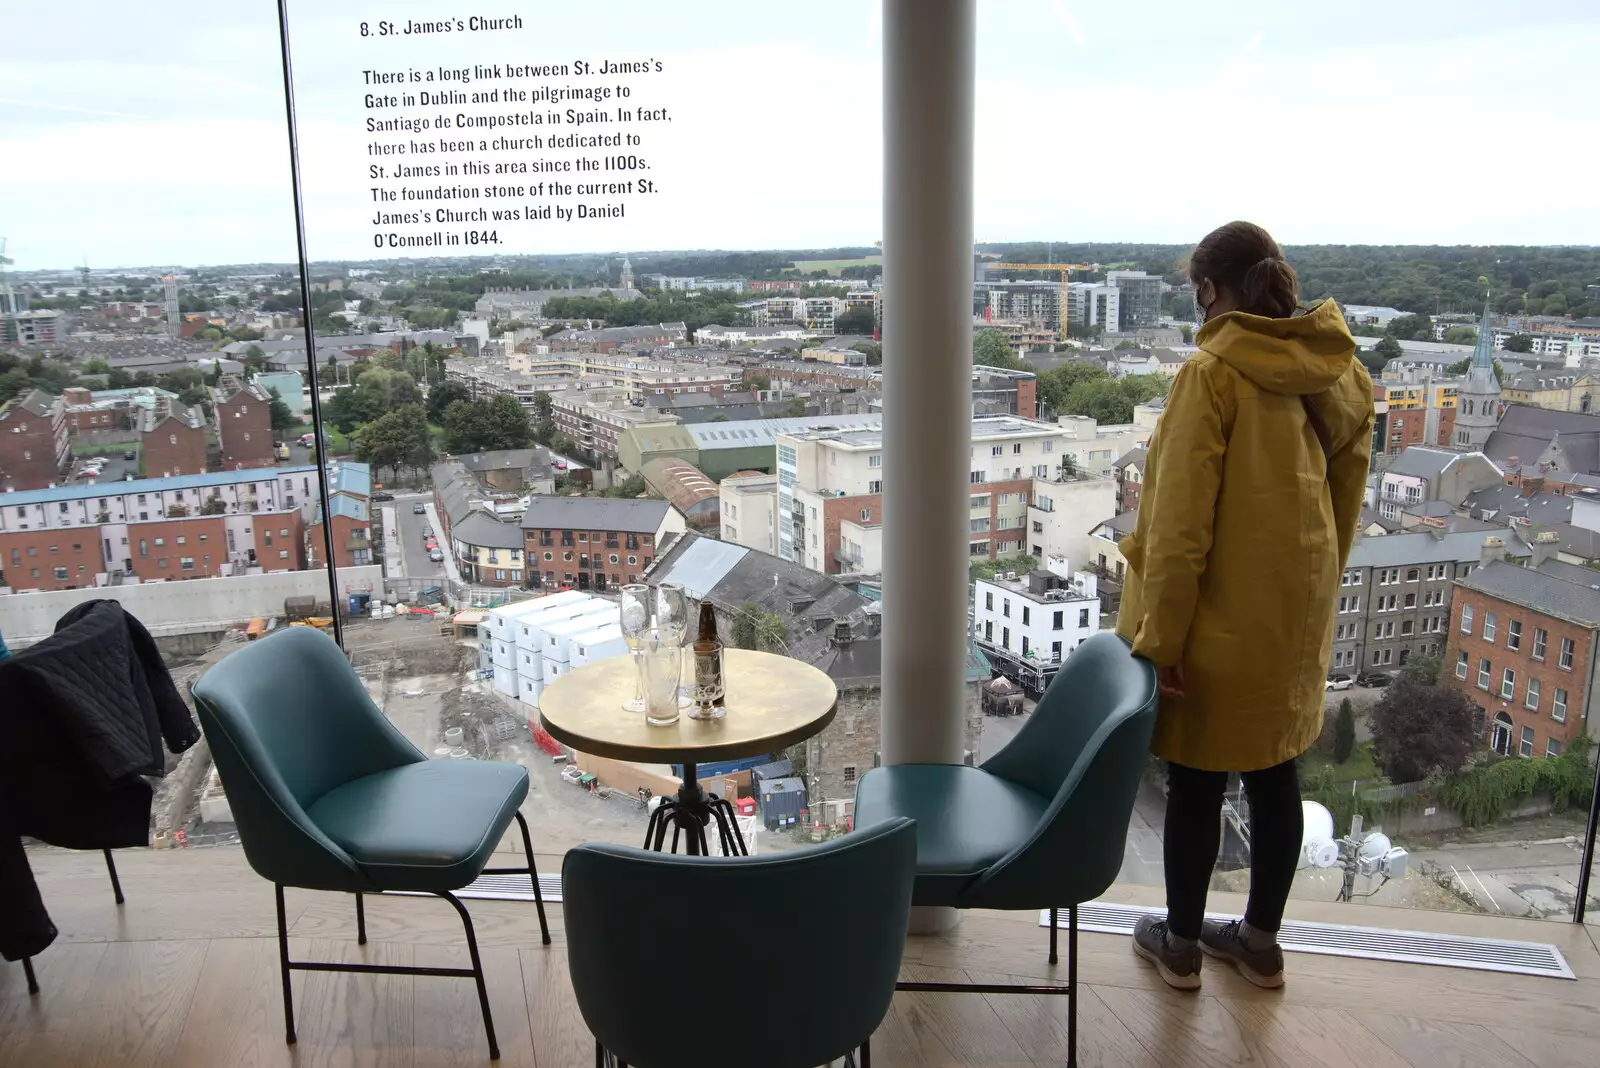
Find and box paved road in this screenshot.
[550,451,587,472]
[393,492,445,579]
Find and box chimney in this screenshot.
[1480,535,1505,569]
[1531,529,1561,569]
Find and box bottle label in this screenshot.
[694,642,724,704]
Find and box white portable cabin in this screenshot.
[514,602,613,683]
[512,594,602,651]
[486,593,578,643]
[491,662,519,696]
[517,672,543,709]
[570,623,627,670]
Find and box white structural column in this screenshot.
[881,8,975,766]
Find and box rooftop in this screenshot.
[310,494,368,525]
[1347,529,1527,569]
[451,508,526,550]
[0,464,318,507]
[685,413,882,450]
[1384,445,1492,482]
[1484,404,1600,475]
[1460,558,1600,627]
[518,496,676,534]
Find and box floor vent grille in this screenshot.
[1044,902,1574,980]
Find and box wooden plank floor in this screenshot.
[3,846,1597,1067]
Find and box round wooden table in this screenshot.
[539,648,838,855]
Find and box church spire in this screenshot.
[1471,291,1495,369]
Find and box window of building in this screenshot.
[1021,606,1030,625]
[1478,658,1491,690]
[1078,608,1090,628]
[1520,726,1535,758]
[1461,604,1474,633]
[1002,599,1010,618]
[1403,593,1415,609]
[1021,636,1030,656]
[1483,612,1497,642]
[1553,688,1567,723]
[1401,620,1413,636]
[1505,620,1521,651]
[1456,651,1469,679]
[984,620,992,641]
[1525,677,1541,710]
[53,566,67,580]
[157,558,168,568]
[1533,628,1548,660]
[180,557,194,571]
[1501,667,1515,699]
[1547,737,1562,757]
[869,454,882,468]
[842,765,857,787]
[985,592,994,610]
[1559,637,1574,669]
[1002,626,1010,649]
[991,445,1003,456]
[1052,640,1062,660]
[969,471,986,484]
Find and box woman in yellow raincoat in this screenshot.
[1121,222,1374,991]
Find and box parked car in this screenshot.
[424,538,438,551]
[553,459,568,470]
[1324,674,1354,691]
[123,450,136,460]
[412,502,426,514]
[1357,671,1394,688]
[422,526,433,538]
[372,492,394,502]
[428,548,444,563]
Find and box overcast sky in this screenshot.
[3,0,1598,270]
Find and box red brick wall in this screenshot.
[125,517,228,582]
[1442,588,1593,757]
[1015,377,1038,420]
[822,493,882,574]
[0,407,68,490]
[142,420,208,477]
[0,528,101,590]
[1436,405,1457,448]
[216,394,274,470]
[983,477,1033,557]
[524,528,654,588]
[259,511,307,571]
[306,514,362,569]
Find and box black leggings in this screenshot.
[1162,758,1301,941]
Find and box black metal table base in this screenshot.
[640,762,748,856]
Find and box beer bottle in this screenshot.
[693,600,725,708]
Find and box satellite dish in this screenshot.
[1299,800,1339,869]
[1358,832,1393,864]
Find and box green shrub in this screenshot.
[1333,699,1356,765]
[1435,734,1594,826]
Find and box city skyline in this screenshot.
[3,0,1599,269]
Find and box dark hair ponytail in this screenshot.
[1190,220,1300,319]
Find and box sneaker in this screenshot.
[1131,915,1202,990]
[1200,919,1285,988]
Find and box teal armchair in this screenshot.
[563,818,918,1068]
[851,632,1158,1068]
[192,626,550,1060]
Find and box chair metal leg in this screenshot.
[1049,906,1059,965]
[274,884,297,1044]
[513,811,551,946]
[22,956,39,995]
[103,849,125,906]
[1068,905,1078,1068]
[861,1037,871,1068]
[355,891,367,945]
[436,890,500,1060]
[595,1039,605,1068]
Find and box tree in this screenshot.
[530,390,553,422]
[350,367,423,424]
[1445,357,1505,382]
[83,358,112,375]
[746,373,772,393]
[1442,326,1478,345]
[1369,678,1477,783]
[604,473,648,498]
[1057,454,1079,481]
[1503,334,1534,353]
[1360,335,1403,374]
[1179,324,1193,343]
[199,495,227,515]
[354,402,434,478]
[243,344,267,374]
[851,342,882,366]
[267,388,297,433]
[426,380,472,424]
[732,602,789,653]
[1401,651,1441,686]
[442,394,533,453]
[1059,373,1169,424]
[1333,699,1356,765]
[973,328,1022,370]
[1038,362,1112,413]
[834,306,877,336]
[165,504,190,518]
[1386,313,1433,341]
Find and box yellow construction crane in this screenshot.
[989,262,1097,339]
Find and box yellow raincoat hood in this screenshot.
[1195,298,1356,397]
[1113,299,1375,771]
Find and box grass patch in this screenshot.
[790,255,883,276]
[1299,741,1381,786]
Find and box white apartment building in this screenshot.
[1066,282,1121,333]
[1052,414,1154,478]
[973,560,1100,692]
[720,472,779,555]
[750,297,847,335]
[1027,475,1117,570]
[776,415,1073,574]
[0,465,328,533]
[695,324,812,347]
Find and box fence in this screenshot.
[380,576,541,612]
